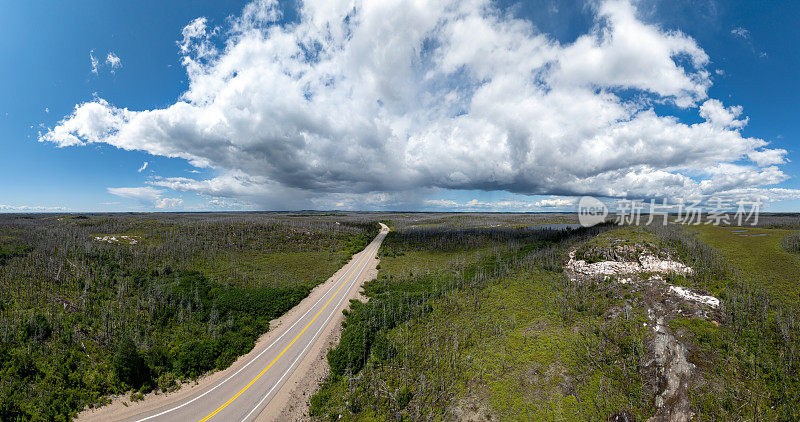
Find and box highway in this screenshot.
[80,223,389,422]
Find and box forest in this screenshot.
[3,211,799,421]
[0,212,378,421]
[311,213,800,421]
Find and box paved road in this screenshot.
[83,223,388,422]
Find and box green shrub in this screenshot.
[175,340,217,378]
[0,243,32,265]
[396,386,413,409]
[112,338,150,389]
[156,372,178,393]
[327,313,372,376]
[669,317,723,353]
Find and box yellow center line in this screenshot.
[197,236,381,422]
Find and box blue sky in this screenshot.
[1,0,798,212]
[0,1,241,211]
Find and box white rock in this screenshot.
[640,255,694,275]
[566,251,694,280]
[668,285,720,308]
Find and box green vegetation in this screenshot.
[6,210,798,421]
[0,213,378,421]
[689,224,800,304]
[574,225,661,263]
[650,222,800,419]
[311,224,652,420]
[0,238,32,266]
[312,217,800,421]
[668,317,723,355]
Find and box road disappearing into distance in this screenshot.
[80,223,389,422]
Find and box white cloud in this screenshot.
[551,0,710,106]
[138,161,148,172]
[89,50,122,75]
[699,99,747,129]
[107,186,182,209]
[150,171,271,198]
[43,0,797,209]
[423,196,577,211]
[179,17,219,65]
[731,26,750,39]
[106,52,122,73]
[730,26,768,59]
[207,197,251,208]
[423,198,537,211]
[423,199,461,209]
[107,186,163,202]
[179,17,208,54]
[0,204,69,212]
[748,149,787,167]
[535,197,578,208]
[154,197,183,208]
[732,188,800,203]
[41,98,131,147]
[89,50,99,74]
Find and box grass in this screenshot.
[669,317,723,356]
[379,248,493,278]
[194,250,347,289]
[689,224,800,305]
[439,271,648,421]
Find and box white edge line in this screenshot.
[240,231,383,421]
[133,234,382,422]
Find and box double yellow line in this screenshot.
[198,233,383,421]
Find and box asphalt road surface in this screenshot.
[81,223,388,422]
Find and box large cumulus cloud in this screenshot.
[41,0,793,207]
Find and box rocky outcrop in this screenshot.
[565,250,694,281]
[566,243,721,422]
